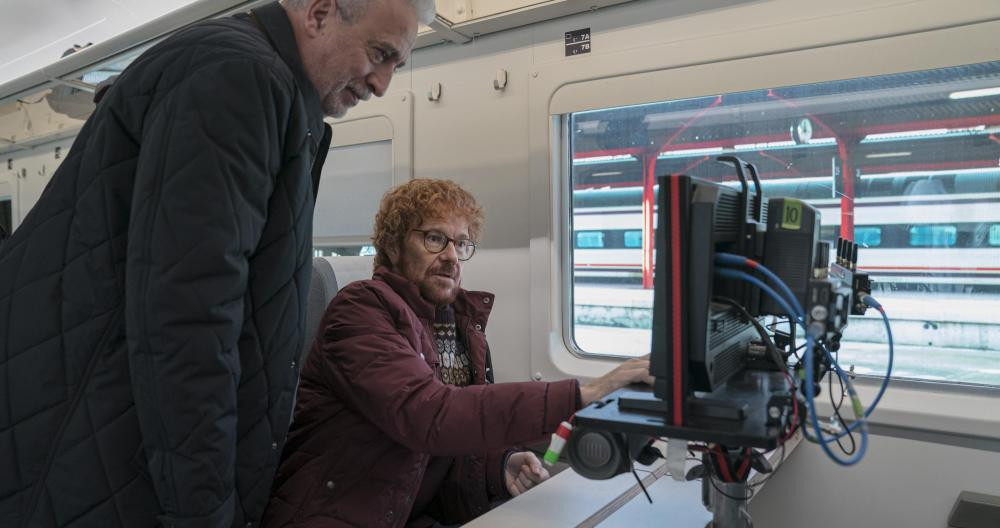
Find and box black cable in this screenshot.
[713,296,786,374]
[827,347,857,455]
[789,317,796,358]
[625,440,652,503]
[714,296,801,444]
[632,468,653,503]
[791,336,805,361]
[17,96,46,105]
[768,316,799,359]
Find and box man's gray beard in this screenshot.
[323,93,346,118]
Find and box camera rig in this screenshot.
[564,156,888,527]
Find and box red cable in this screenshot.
[737,449,752,480]
[714,447,735,483]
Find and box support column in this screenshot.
[837,137,859,240]
[641,152,657,289]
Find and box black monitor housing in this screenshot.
[572,156,869,449]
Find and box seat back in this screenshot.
[302,255,375,365]
[303,257,339,366]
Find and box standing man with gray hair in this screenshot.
[0,1,432,527]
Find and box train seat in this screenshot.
[303,257,338,366]
[302,256,375,366]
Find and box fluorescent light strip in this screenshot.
[720,176,834,186]
[862,126,988,142]
[860,167,1000,180]
[573,154,636,165]
[949,87,1000,99]
[590,171,623,177]
[864,128,949,140]
[865,152,912,159]
[733,140,795,150]
[657,147,724,158]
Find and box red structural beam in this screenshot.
[641,153,657,289]
[661,95,724,146]
[837,140,856,239]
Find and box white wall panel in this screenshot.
[751,435,1000,528]
[458,247,532,383]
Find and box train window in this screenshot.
[576,231,606,248]
[855,227,882,248]
[313,139,392,255]
[624,230,643,248]
[909,225,957,247]
[314,245,376,257]
[566,60,1000,386]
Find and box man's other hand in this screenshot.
[504,451,550,497]
[579,356,654,406]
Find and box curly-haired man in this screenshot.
[264,179,652,527]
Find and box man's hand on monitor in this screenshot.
[579,356,654,406]
[505,451,550,496]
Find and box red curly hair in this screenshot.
[372,179,484,269]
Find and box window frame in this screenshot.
[525,5,1000,400]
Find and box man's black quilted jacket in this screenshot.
[0,3,331,526]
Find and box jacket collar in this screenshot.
[373,266,495,329]
[249,2,326,139]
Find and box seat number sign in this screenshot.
[565,28,591,56]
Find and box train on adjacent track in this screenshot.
[572,169,1000,292]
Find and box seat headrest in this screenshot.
[319,255,374,292]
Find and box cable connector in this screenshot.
[543,421,573,466]
[860,294,883,311]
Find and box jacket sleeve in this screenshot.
[419,448,513,524]
[125,59,290,528]
[316,284,581,457]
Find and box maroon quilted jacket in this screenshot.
[262,267,581,527]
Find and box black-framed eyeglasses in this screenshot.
[411,229,476,261]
